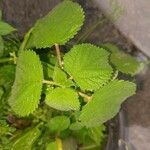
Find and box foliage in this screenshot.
[45,88,80,111]
[103,43,142,75]
[0,65,15,89]
[0,21,16,36]
[11,126,41,150]
[0,16,16,57]
[53,66,74,87]
[26,0,84,48]
[63,44,113,90]
[79,80,136,127]
[47,116,70,133]
[0,1,142,150]
[8,51,43,116]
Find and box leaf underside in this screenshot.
[79,80,136,127]
[45,88,80,111]
[27,0,85,48]
[64,44,113,91]
[8,51,43,117]
[103,43,141,75]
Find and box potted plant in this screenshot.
[0,1,142,149]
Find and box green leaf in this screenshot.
[27,0,85,48]
[0,21,16,35]
[87,125,106,145]
[8,51,43,116]
[69,122,84,131]
[0,87,3,99]
[47,116,70,133]
[11,126,41,150]
[72,125,105,150]
[103,43,142,75]
[45,88,80,111]
[0,36,4,56]
[42,61,54,80]
[0,65,15,90]
[64,44,113,90]
[46,141,57,150]
[53,66,74,87]
[79,80,136,127]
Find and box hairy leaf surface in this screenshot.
[64,44,113,90]
[0,21,16,35]
[53,66,74,87]
[45,88,80,111]
[27,1,84,48]
[8,51,43,116]
[79,80,136,127]
[103,43,142,75]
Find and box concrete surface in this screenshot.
[121,66,150,150]
[93,0,150,57]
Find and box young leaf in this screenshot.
[8,51,43,117]
[47,116,70,133]
[45,88,80,111]
[0,21,16,35]
[64,44,113,90]
[103,43,142,75]
[79,80,136,127]
[46,141,57,150]
[11,126,41,150]
[53,66,74,87]
[27,0,85,48]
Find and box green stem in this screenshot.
[42,80,63,87]
[56,138,63,150]
[19,28,33,51]
[0,57,14,64]
[54,43,63,69]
